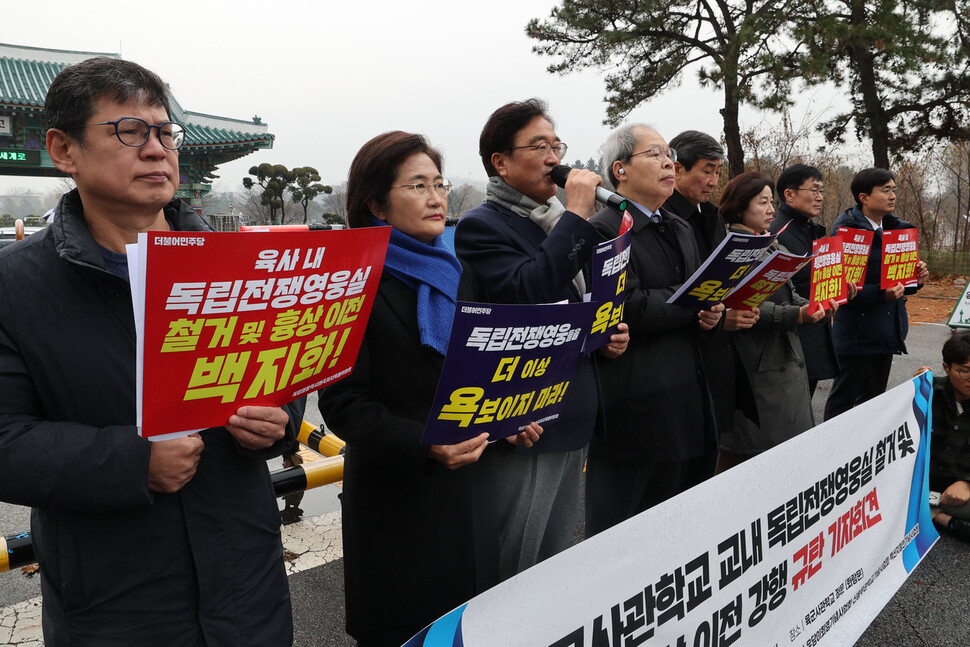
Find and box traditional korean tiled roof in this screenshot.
[182,122,274,149]
[0,42,273,149]
[172,99,273,150]
[0,43,110,112]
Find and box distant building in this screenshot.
[0,42,274,213]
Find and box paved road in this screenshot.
[2,321,967,646]
[821,322,970,647]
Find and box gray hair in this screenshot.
[668,130,723,171]
[600,123,653,190]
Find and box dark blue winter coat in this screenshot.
[829,206,921,356]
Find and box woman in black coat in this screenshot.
[317,131,540,647]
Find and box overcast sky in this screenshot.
[3,0,845,196]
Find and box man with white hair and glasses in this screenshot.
[586,124,722,535]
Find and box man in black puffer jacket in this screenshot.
[0,56,301,646]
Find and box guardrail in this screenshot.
[1,421,344,573]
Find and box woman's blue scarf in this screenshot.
[370,217,462,355]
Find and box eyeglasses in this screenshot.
[392,181,453,197]
[68,117,186,150]
[949,364,970,377]
[795,187,826,197]
[629,145,677,163]
[508,142,568,159]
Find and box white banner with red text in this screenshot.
[405,373,938,647]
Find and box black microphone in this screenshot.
[550,165,629,213]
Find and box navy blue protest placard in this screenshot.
[666,231,777,309]
[422,301,595,445]
[586,228,633,352]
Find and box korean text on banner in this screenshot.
[722,250,812,311]
[422,301,595,445]
[881,228,919,289]
[667,230,778,309]
[586,228,632,352]
[837,227,874,287]
[810,235,847,312]
[406,374,938,647]
[130,228,389,439]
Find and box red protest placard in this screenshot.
[881,228,919,289]
[722,250,811,311]
[132,228,389,439]
[837,227,874,287]
[809,236,847,311]
[619,210,634,236]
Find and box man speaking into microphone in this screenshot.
[455,98,629,580]
[585,124,723,536]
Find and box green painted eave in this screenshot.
[0,57,62,110]
[181,122,274,150]
[0,43,274,149]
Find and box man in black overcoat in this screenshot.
[587,124,725,535]
[769,164,840,397]
[663,131,755,459]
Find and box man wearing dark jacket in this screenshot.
[770,164,840,396]
[928,332,970,539]
[0,57,300,646]
[663,130,725,260]
[823,168,929,420]
[663,130,755,459]
[587,124,723,535]
[455,99,628,579]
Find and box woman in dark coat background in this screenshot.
[715,172,835,472]
[317,131,540,647]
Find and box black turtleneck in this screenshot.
[663,189,725,260]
